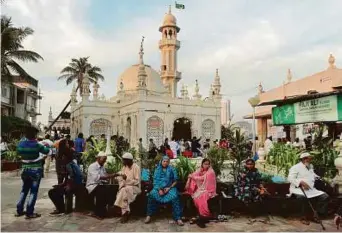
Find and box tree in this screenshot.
[46,57,104,132]
[58,57,104,94]
[1,16,43,82]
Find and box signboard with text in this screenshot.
[272,94,342,125]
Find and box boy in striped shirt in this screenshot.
[16,127,51,219]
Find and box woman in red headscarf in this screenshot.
[185,158,217,226]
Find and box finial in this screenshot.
[168,5,171,14]
[139,36,145,64]
[287,68,292,82]
[258,82,264,94]
[216,68,219,76]
[49,106,52,112]
[328,53,336,68]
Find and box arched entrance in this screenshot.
[172,117,192,141]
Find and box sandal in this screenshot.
[120,212,130,223]
[14,212,26,217]
[189,217,197,224]
[144,216,151,224]
[177,219,184,226]
[334,215,341,230]
[300,218,310,225]
[25,213,41,219]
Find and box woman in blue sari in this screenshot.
[145,156,184,226]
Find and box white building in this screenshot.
[221,99,231,126]
[70,7,222,148]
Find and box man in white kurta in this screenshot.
[288,152,329,224]
[114,152,141,223]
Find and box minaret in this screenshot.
[193,79,202,100]
[48,107,53,122]
[212,69,221,99]
[137,36,147,89]
[159,5,181,98]
[81,73,90,102]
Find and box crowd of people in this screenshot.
[143,136,232,160]
[10,126,342,229]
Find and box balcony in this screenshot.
[158,39,180,49]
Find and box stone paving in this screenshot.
[1,168,339,232]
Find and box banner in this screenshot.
[272,94,342,125]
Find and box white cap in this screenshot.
[300,152,312,159]
[122,152,133,160]
[97,151,107,157]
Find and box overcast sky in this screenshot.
[2,0,342,124]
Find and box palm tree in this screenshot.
[1,16,43,82]
[58,57,104,94]
[46,57,104,133]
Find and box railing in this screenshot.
[159,39,180,48]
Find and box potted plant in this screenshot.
[174,156,196,192]
[1,140,21,171]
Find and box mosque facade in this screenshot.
[70,7,222,148]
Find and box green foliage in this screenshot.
[266,143,301,177]
[1,116,33,139]
[175,156,196,182]
[260,173,273,183]
[58,57,104,93]
[105,159,122,174]
[228,128,251,181]
[2,139,20,161]
[207,147,229,177]
[1,16,43,82]
[310,125,338,180]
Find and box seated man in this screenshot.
[234,159,270,223]
[86,151,116,219]
[114,152,141,223]
[48,158,84,215]
[288,152,329,225]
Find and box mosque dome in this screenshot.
[117,64,166,94]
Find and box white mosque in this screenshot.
[70,6,222,148]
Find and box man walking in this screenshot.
[16,127,51,219]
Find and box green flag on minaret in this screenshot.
[175,1,185,9]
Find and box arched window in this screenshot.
[202,119,215,140]
[147,116,164,147]
[90,119,112,138]
[168,29,173,39]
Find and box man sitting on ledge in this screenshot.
[288,152,329,225]
[114,152,141,223]
[86,151,116,219]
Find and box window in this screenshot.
[1,87,7,97]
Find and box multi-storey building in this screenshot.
[1,76,42,125]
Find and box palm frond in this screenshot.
[6,59,30,77]
[7,50,43,62]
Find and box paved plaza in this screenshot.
[1,168,339,232]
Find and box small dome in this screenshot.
[163,13,177,26]
[117,64,166,94]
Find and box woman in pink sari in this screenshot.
[185,159,217,227]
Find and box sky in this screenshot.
[2,0,342,125]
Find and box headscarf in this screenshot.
[153,156,177,189]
